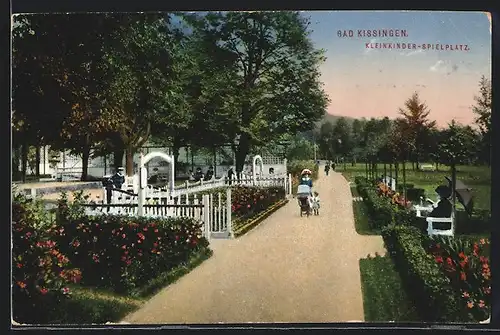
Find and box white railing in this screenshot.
[85,188,233,239]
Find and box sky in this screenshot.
[305,11,491,128]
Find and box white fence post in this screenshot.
[226,187,233,238]
[288,173,293,195]
[202,194,211,241]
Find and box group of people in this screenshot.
[324,161,336,176]
[189,166,215,182]
[296,168,320,215]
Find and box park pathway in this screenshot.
[122,168,386,324]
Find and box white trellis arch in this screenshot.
[252,155,264,182]
[138,151,175,216]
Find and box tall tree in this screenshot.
[398,92,436,169]
[317,121,335,160]
[185,12,329,175]
[438,120,478,221]
[471,75,492,165]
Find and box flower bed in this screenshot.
[382,225,466,322]
[422,236,491,322]
[12,193,212,324]
[355,177,417,231]
[55,196,210,295]
[184,185,286,232]
[12,194,83,323]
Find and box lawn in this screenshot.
[359,255,420,322]
[350,186,379,235]
[339,163,491,211]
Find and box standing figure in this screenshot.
[111,167,125,189]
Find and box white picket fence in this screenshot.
[84,188,233,239]
[102,173,292,204]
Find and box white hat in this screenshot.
[118,167,124,171]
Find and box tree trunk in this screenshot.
[383,163,387,179]
[21,143,28,183]
[125,148,134,177]
[113,149,124,172]
[81,145,90,181]
[394,161,399,190]
[35,146,41,176]
[173,145,180,179]
[235,134,250,180]
[213,146,217,178]
[191,147,195,172]
[451,162,457,228]
[402,161,407,200]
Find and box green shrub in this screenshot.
[54,196,211,296]
[406,188,426,202]
[12,194,82,324]
[382,225,468,322]
[287,160,319,180]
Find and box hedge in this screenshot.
[381,225,467,322]
[354,176,418,231]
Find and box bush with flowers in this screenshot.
[54,195,211,295]
[12,194,82,324]
[423,236,491,322]
[354,177,417,231]
[382,225,466,322]
[230,185,285,221]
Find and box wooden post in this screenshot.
[226,187,233,238]
[203,194,211,240]
[451,162,457,234]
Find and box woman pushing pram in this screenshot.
[297,169,314,217]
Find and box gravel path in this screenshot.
[123,168,386,324]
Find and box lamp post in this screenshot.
[233,134,240,179]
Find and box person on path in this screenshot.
[194,167,204,182]
[111,167,125,189]
[324,163,330,176]
[226,167,234,185]
[205,165,214,181]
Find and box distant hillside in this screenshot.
[314,113,357,130]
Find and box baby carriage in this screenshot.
[297,184,312,217]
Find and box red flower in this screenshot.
[483,286,491,294]
[143,227,148,232]
[16,263,23,268]
[458,252,466,259]
[460,272,467,281]
[435,256,443,263]
[121,245,127,249]
[122,234,126,238]
[72,240,80,247]
[39,287,48,295]
[61,287,70,295]
[446,257,453,266]
[17,281,27,289]
[480,256,488,264]
[154,229,159,233]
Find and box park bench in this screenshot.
[426,214,455,236]
[419,164,435,171]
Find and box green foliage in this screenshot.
[12,194,82,324]
[438,120,479,166]
[285,135,315,161]
[354,178,417,231]
[53,206,210,295]
[185,11,329,172]
[359,255,419,321]
[381,225,468,322]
